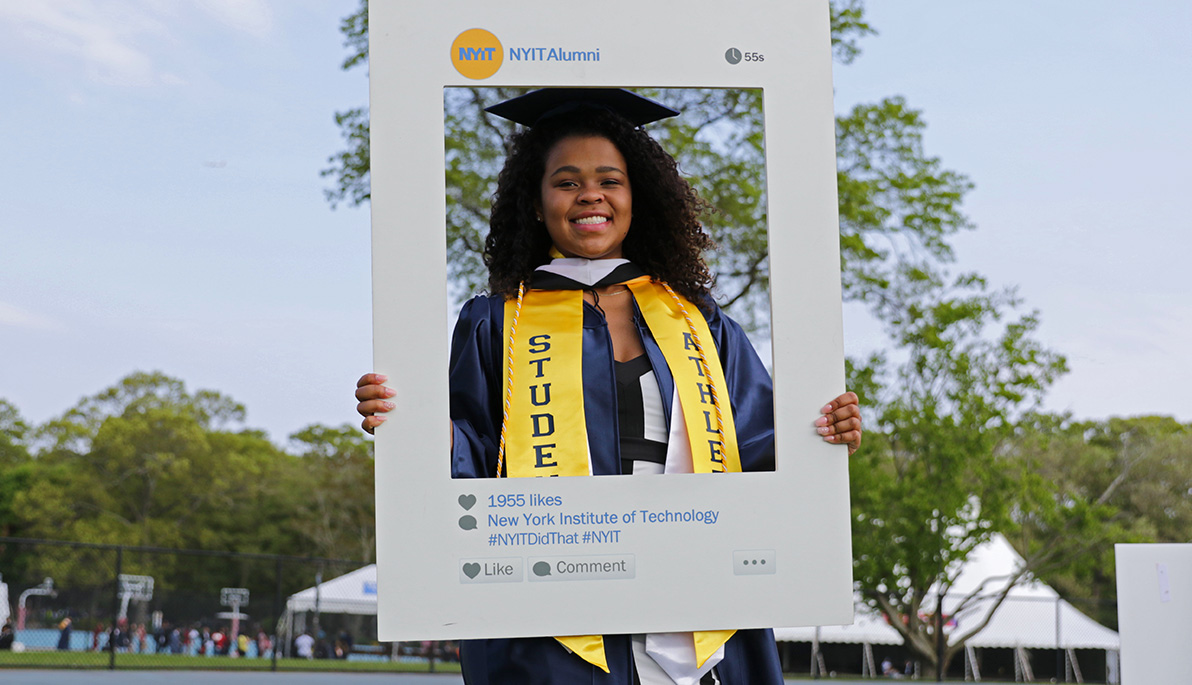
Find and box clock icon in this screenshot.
[725,47,742,65]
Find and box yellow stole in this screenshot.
[499,276,739,671]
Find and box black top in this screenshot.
[615,355,668,474]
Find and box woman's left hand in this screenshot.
[815,392,862,456]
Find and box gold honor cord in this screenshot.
[495,282,525,478]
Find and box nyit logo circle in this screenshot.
[451,28,503,80]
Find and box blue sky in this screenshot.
[1,1,1189,443]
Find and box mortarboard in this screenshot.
[484,87,679,128]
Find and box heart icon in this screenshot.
[462,563,481,579]
[458,494,477,510]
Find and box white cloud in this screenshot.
[0,1,162,86]
[0,0,271,88]
[197,0,273,37]
[0,302,66,332]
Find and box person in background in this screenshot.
[256,628,272,658]
[91,621,104,652]
[56,617,72,651]
[1,620,15,650]
[295,630,315,659]
[212,626,228,656]
[155,622,169,653]
[110,618,130,653]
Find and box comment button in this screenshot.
[527,554,636,582]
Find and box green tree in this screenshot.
[1004,415,1192,627]
[287,424,376,562]
[0,399,33,538]
[322,0,369,210]
[835,97,973,310]
[34,370,245,455]
[848,277,1068,676]
[0,398,30,465]
[15,373,302,586]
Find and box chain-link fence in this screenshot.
[4,538,1119,680]
[0,537,459,673]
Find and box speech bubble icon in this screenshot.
[458,515,477,530]
[462,563,481,579]
[532,561,552,577]
[458,494,477,510]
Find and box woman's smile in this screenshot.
[538,135,632,260]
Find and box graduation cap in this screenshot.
[484,88,679,128]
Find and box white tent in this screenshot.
[280,564,379,657]
[286,564,378,616]
[774,533,1119,650]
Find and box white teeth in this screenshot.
[573,216,609,225]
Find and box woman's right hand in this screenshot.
[355,373,395,434]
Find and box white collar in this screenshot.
[535,258,630,287]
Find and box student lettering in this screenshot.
[527,334,557,473]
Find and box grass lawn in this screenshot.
[0,651,462,673]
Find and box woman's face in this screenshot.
[537,135,632,260]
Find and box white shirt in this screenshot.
[294,633,315,658]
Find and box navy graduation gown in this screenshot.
[446,269,784,685]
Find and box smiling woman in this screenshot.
[537,136,632,261]
[356,87,861,685]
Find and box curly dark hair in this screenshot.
[484,107,715,302]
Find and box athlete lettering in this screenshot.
[708,439,725,470]
[702,410,718,434]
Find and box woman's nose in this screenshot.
[577,184,603,203]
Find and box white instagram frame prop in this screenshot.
[1116,544,1192,684]
[371,0,852,639]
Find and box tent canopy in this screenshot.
[774,534,1118,650]
[286,564,377,616]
